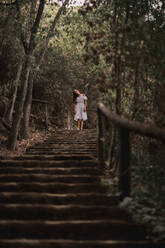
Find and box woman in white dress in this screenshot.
[73,89,87,130]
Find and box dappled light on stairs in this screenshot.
[0,129,163,247]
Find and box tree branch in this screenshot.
[28,0,45,54]
[36,0,69,71]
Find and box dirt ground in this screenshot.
[0,131,50,158]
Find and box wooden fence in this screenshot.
[97,102,165,199]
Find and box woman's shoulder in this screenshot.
[79,94,87,100]
[82,94,87,100]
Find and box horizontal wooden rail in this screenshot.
[98,102,165,142]
[97,102,165,200]
[32,99,50,104]
[32,99,50,128]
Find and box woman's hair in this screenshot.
[73,91,79,103]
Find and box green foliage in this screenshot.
[119,147,165,240]
[79,1,165,240]
[1,0,165,236]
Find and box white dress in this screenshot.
[74,95,88,121]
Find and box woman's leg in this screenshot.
[77,119,80,130]
[80,120,84,130]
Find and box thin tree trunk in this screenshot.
[7,0,45,150]
[67,110,71,130]
[132,61,140,120]
[108,127,117,170]
[0,7,11,53]
[8,57,31,150]
[21,0,69,139]
[36,0,69,70]
[5,58,24,123]
[20,72,33,139]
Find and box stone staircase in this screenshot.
[0,129,164,247]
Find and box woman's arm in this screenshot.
[84,99,87,112]
[73,103,76,114]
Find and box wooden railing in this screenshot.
[97,102,165,199]
[32,99,49,128]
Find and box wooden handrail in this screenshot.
[98,102,165,142]
[32,99,50,128]
[32,99,50,104]
[97,102,165,200]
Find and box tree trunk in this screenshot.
[20,72,33,139]
[5,58,23,123]
[67,110,71,130]
[132,61,140,120]
[0,7,12,53]
[21,0,69,139]
[108,127,117,171]
[7,57,31,150]
[7,0,45,150]
[36,0,70,71]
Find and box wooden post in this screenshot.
[67,110,71,130]
[97,107,104,171]
[45,104,48,129]
[119,127,131,199]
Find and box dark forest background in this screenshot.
[0,0,165,240]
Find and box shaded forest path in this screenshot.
[0,129,161,247]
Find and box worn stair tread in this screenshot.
[0,167,100,175]
[0,204,132,221]
[0,129,150,243]
[0,155,96,161]
[0,239,163,248]
[27,147,96,150]
[41,142,96,146]
[0,219,144,226]
[0,182,107,193]
[25,151,97,155]
[0,182,104,186]
[0,192,119,205]
[0,220,146,240]
[0,174,100,183]
[28,147,96,150]
[0,159,97,166]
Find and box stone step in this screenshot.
[30,141,96,145]
[0,129,154,246]
[0,220,146,240]
[45,141,97,144]
[0,205,132,221]
[26,150,97,155]
[28,147,96,151]
[29,145,96,149]
[25,153,97,157]
[0,174,100,183]
[43,141,97,145]
[0,167,100,175]
[0,182,107,193]
[0,239,162,248]
[0,192,118,205]
[0,160,97,167]
[40,145,97,149]
[0,154,95,161]
[27,147,96,151]
[45,138,97,141]
[26,145,97,152]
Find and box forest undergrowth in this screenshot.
[0,129,50,158]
